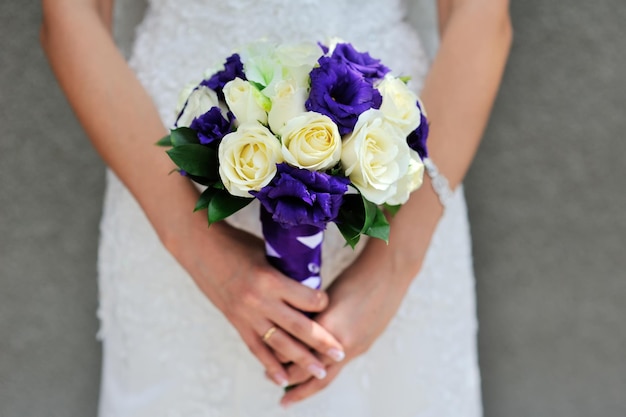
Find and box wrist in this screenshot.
[152,178,204,255]
[393,177,444,273]
[161,204,235,314]
[357,177,444,288]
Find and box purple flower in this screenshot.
[252,163,350,229]
[317,41,329,54]
[201,53,246,100]
[407,101,429,159]
[306,56,382,135]
[331,43,390,82]
[189,107,234,146]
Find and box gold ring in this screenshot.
[262,326,278,343]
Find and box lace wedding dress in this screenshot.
[97,0,482,415]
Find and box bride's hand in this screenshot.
[277,243,420,407]
[166,214,346,388]
[276,173,444,405]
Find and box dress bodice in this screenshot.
[145,0,408,44]
[132,0,427,126]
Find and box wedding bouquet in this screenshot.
[158,39,429,290]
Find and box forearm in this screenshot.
[40,0,213,250]
[425,0,512,188]
[363,1,513,287]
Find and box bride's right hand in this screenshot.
[165,213,345,387]
[39,0,342,389]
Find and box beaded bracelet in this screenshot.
[423,158,454,208]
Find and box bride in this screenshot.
[40,0,511,415]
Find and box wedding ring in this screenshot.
[262,326,278,343]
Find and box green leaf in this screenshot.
[335,221,361,249]
[170,127,199,146]
[335,193,390,247]
[328,163,345,177]
[156,134,172,147]
[186,174,217,187]
[361,197,378,234]
[363,206,390,243]
[194,188,218,212]
[208,190,253,224]
[249,80,266,92]
[335,194,367,249]
[383,203,401,217]
[398,75,412,84]
[166,144,218,179]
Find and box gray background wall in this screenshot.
[1,1,625,416]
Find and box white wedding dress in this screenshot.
[96,0,482,416]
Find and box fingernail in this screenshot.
[307,363,327,380]
[280,399,292,409]
[327,348,345,362]
[273,373,289,388]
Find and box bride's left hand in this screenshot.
[276,177,444,406]
[277,244,420,407]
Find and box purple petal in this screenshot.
[252,163,349,228]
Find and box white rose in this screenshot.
[218,122,283,197]
[275,42,320,88]
[378,75,422,136]
[223,78,270,126]
[385,150,425,205]
[275,42,320,68]
[239,40,283,92]
[341,109,411,205]
[279,112,342,171]
[176,85,219,128]
[267,79,308,133]
[175,81,199,117]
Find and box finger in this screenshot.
[285,355,335,386]
[240,328,289,388]
[267,355,322,385]
[275,351,290,363]
[281,363,343,407]
[285,361,315,386]
[260,325,328,381]
[278,277,329,313]
[271,304,345,363]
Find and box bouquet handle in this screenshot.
[260,207,324,291]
